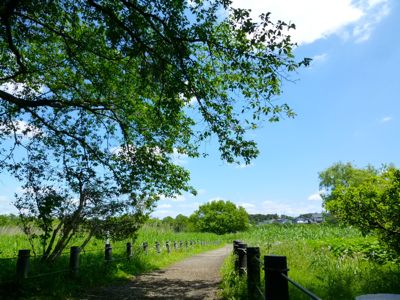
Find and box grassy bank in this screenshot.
[221,224,400,300]
[0,225,223,299]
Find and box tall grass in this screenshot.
[0,224,224,299]
[222,224,400,300]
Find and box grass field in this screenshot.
[0,224,224,299]
[2,223,400,299]
[221,224,400,300]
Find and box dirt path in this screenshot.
[84,244,232,299]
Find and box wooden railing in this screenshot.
[0,240,220,286]
[233,240,321,300]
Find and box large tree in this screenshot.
[0,0,309,259]
[190,200,249,234]
[319,162,400,254]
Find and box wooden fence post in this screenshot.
[127,242,132,260]
[238,243,247,276]
[180,241,183,248]
[185,241,188,249]
[264,255,289,300]
[143,242,148,254]
[166,241,170,253]
[69,246,80,277]
[16,249,30,281]
[105,243,112,262]
[155,241,160,254]
[174,241,177,250]
[233,241,240,272]
[247,247,260,299]
[233,240,241,253]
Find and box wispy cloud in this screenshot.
[240,202,255,208]
[171,148,189,165]
[230,0,391,44]
[177,202,200,209]
[381,116,393,123]
[238,202,257,213]
[208,197,223,203]
[0,120,42,138]
[157,203,172,209]
[308,192,322,201]
[159,194,186,202]
[235,163,254,169]
[352,0,390,43]
[151,209,173,217]
[312,53,328,64]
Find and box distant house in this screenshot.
[310,213,324,223]
[294,217,309,224]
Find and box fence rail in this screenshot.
[232,240,321,300]
[0,239,220,287]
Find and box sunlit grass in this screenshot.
[221,224,400,300]
[0,224,225,299]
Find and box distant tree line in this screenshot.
[0,214,19,227]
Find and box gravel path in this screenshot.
[84,245,232,300]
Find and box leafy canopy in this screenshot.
[0,0,308,258]
[319,162,400,254]
[190,200,249,234]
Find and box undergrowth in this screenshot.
[0,225,223,299]
[221,224,400,300]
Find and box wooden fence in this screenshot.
[233,240,321,300]
[0,240,220,286]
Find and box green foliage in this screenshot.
[0,214,19,227]
[190,200,249,234]
[248,213,278,224]
[0,225,223,298]
[219,254,248,300]
[222,225,400,300]
[161,214,193,232]
[312,237,399,264]
[0,0,309,260]
[319,162,400,254]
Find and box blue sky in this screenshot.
[153,0,400,218]
[1,0,399,218]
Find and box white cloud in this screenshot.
[0,82,48,97]
[159,194,186,202]
[0,120,41,138]
[237,202,257,213]
[262,200,322,216]
[196,188,207,196]
[352,0,390,43]
[15,120,41,137]
[151,209,173,217]
[157,203,172,209]
[1,82,28,94]
[239,202,255,209]
[308,192,322,201]
[208,197,223,203]
[177,202,200,209]
[312,53,328,64]
[171,148,189,165]
[230,0,390,44]
[179,92,197,107]
[235,163,254,169]
[381,116,393,123]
